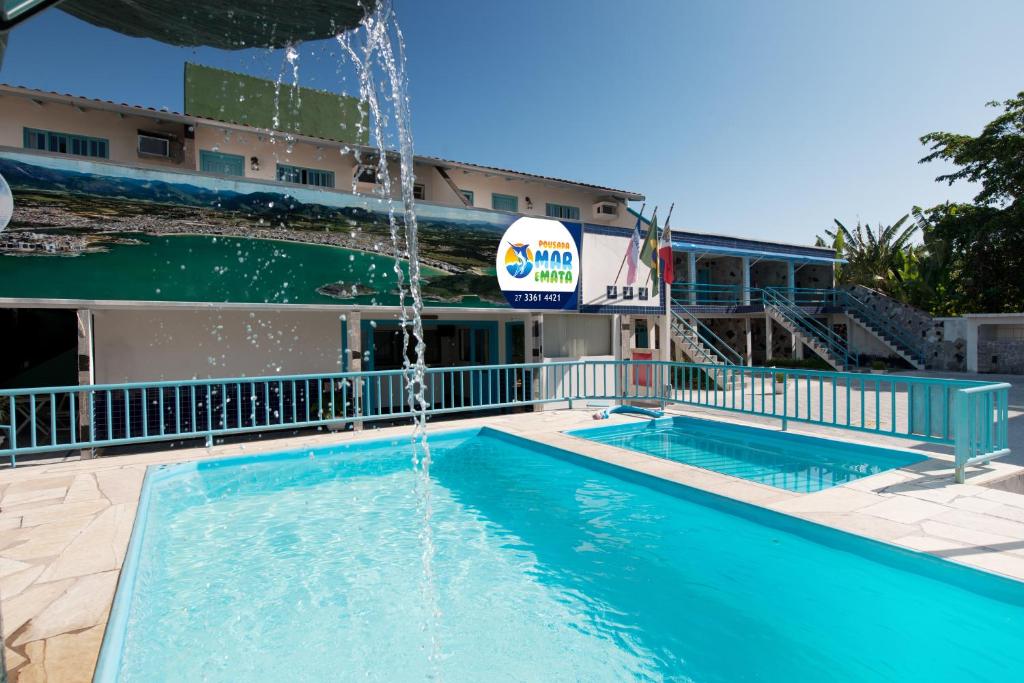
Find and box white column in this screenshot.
[76,310,95,459]
[347,311,363,430]
[687,252,698,305]
[966,320,979,373]
[661,291,672,362]
[741,256,751,305]
[765,315,773,362]
[744,317,753,366]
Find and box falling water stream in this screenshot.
[335,1,441,671]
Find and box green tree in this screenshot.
[916,92,1024,314]
[819,215,918,296]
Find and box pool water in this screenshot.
[100,427,1024,681]
[569,416,926,492]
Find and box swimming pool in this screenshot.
[569,416,926,492]
[97,427,1023,681]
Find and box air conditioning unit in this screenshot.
[137,133,171,158]
[593,200,619,219]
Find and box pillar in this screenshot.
[76,310,95,459]
[741,256,751,305]
[966,320,979,373]
[765,315,773,363]
[347,311,363,429]
[530,313,544,410]
[687,252,698,305]
[744,317,753,366]
[786,261,796,294]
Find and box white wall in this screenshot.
[92,308,347,383]
[580,230,659,309]
[0,96,194,169]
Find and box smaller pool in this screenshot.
[568,415,925,493]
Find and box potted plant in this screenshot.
[869,360,887,375]
[772,371,788,394]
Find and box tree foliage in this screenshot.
[823,216,918,296]
[822,92,1024,315]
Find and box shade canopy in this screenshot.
[59,0,374,49]
[671,241,846,265]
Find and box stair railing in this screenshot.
[762,287,860,369]
[835,291,927,367]
[670,303,743,365]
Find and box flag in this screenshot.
[640,212,659,294]
[625,213,641,285]
[658,217,674,287]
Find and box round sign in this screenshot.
[495,216,580,309]
[0,172,12,233]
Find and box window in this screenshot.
[460,190,474,206]
[355,166,379,184]
[277,164,335,188]
[492,193,518,212]
[413,183,426,200]
[24,128,108,159]
[137,133,170,158]
[595,202,618,217]
[545,203,580,220]
[200,150,245,177]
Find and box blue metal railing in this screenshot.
[0,361,1010,482]
[837,290,928,366]
[762,288,860,369]
[670,305,744,366]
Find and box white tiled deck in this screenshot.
[2,404,1024,682]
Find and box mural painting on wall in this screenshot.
[0,151,562,308]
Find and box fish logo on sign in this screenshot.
[504,243,533,279]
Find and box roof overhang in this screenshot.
[672,241,846,265]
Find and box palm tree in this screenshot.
[820,215,919,295]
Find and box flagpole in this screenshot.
[612,203,645,284]
[660,203,675,363]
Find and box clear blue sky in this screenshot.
[2,0,1022,245]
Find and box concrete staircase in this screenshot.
[762,288,858,371]
[839,286,929,370]
[669,306,743,388]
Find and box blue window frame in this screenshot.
[277,163,335,188]
[491,193,518,212]
[545,203,580,220]
[23,128,108,159]
[199,150,245,177]
[460,189,474,206]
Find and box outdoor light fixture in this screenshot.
[525,196,533,209]
[250,157,260,172]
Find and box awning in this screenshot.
[671,241,846,265]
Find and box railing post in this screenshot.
[953,389,970,484]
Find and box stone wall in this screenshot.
[750,317,794,364]
[978,341,1024,374]
[795,264,832,289]
[751,261,787,289]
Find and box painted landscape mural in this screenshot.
[0,151,517,307]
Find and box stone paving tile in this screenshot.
[947,495,1005,514]
[795,511,919,541]
[17,501,109,529]
[977,487,1024,508]
[38,505,135,583]
[857,494,951,524]
[62,476,100,504]
[13,571,117,646]
[37,625,104,683]
[920,520,1021,550]
[932,509,1024,540]
[771,487,883,515]
[1,580,74,641]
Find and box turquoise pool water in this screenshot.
[99,427,1023,681]
[569,416,926,492]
